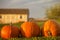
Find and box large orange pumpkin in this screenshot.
[1,25,19,39]
[20,22,40,38]
[42,20,60,37]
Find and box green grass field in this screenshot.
[7,37,60,40]
[0,20,60,40]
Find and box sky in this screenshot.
[0,0,60,18]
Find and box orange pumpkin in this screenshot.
[20,22,40,38]
[42,20,60,37]
[1,25,19,39]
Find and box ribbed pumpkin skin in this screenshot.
[42,20,60,37]
[1,25,19,39]
[20,22,40,38]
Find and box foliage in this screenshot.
[46,3,60,19]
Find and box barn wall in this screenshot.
[0,14,28,24]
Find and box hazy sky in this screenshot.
[0,0,60,18]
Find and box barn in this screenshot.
[0,9,29,24]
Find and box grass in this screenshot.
[0,22,23,29]
[12,22,23,28]
[4,37,60,40]
[36,21,44,28]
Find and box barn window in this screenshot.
[0,15,2,18]
[20,15,22,19]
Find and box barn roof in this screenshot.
[0,9,29,14]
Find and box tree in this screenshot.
[46,3,60,19]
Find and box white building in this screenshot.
[0,9,29,24]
